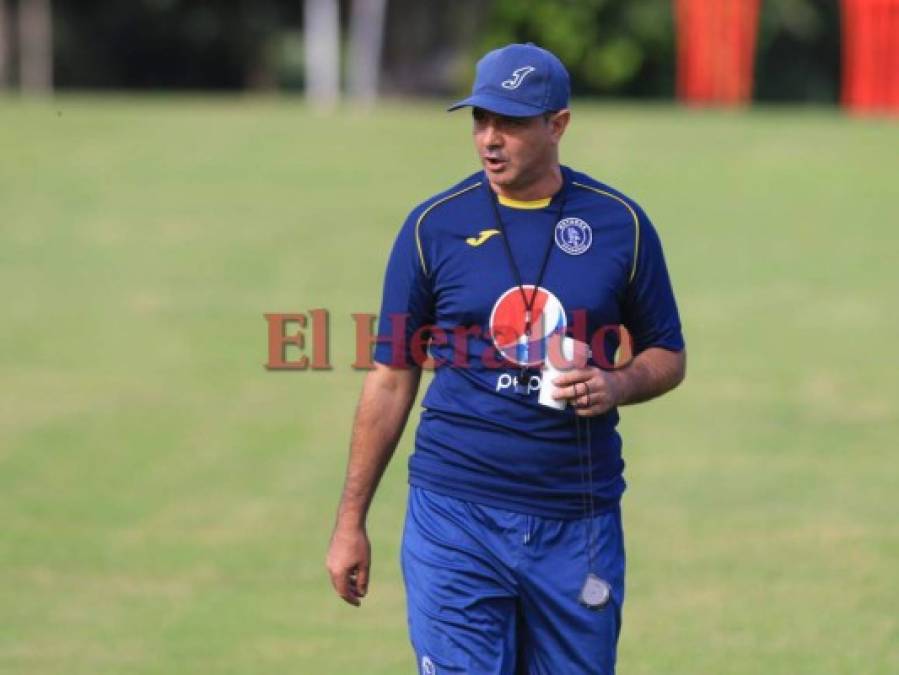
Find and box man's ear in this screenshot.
[550,109,571,142]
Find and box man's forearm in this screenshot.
[335,365,421,528]
[611,346,686,407]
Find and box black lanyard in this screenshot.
[487,172,568,389]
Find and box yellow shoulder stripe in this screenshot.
[415,182,482,276]
[572,181,641,283]
[497,194,552,209]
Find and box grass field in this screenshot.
[1,96,897,674]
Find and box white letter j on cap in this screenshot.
[502,66,535,90]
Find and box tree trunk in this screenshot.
[304,0,340,108]
[347,0,388,103]
[18,0,53,94]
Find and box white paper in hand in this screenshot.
[538,335,590,410]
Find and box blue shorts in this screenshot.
[401,486,625,675]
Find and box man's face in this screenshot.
[472,107,569,192]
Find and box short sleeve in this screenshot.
[372,211,436,367]
[621,209,685,355]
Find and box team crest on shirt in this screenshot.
[554,217,592,255]
[421,655,436,675]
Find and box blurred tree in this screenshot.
[381,0,487,95]
[37,0,843,102]
[304,0,339,107]
[479,0,676,98]
[754,0,840,102]
[18,0,53,94]
[0,0,10,88]
[54,0,300,90]
[478,0,841,102]
[347,0,387,103]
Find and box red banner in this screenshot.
[675,0,761,105]
[842,0,899,114]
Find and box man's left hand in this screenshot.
[551,367,625,417]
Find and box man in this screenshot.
[327,43,686,674]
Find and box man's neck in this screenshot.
[490,164,563,202]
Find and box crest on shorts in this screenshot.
[421,655,437,675]
[554,217,592,255]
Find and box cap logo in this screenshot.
[501,66,535,90]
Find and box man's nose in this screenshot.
[483,121,503,148]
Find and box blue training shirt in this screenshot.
[373,166,684,519]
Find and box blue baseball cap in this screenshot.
[448,43,570,117]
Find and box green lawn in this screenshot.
[0,96,897,674]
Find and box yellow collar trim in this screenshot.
[497,195,552,210]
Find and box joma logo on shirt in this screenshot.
[465,229,501,247]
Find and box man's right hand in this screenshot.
[325,365,421,608]
[326,525,371,607]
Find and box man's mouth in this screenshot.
[483,156,508,172]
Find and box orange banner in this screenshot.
[842,0,899,114]
[675,0,761,105]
